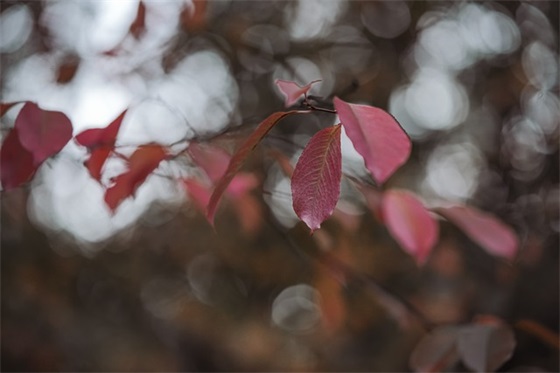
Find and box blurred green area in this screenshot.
[1,0,559,371]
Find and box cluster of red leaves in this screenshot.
[0,79,518,263]
[205,80,518,265]
[0,103,168,213]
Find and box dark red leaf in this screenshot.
[409,326,461,373]
[381,189,438,265]
[15,102,73,165]
[0,128,37,190]
[104,144,167,212]
[292,124,342,232]
[434,205,518,260]
[56,54,80,84]
[75,110,127,181]
[333,97,411,184]
[181,0,207,33]
[458,322,516,373]
[275,79,320,107]
[207,110,310,224]
[130,1,146,39]
[75,110,126,148]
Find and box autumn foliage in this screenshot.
[1,78,523,372]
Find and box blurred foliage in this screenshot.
[1,0,559,371]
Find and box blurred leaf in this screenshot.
[409,326,461,373]
[104,144,167,212]
[187,142,231,183]
[183,177,211,213]
[274,79,320,107]
[458,322,516,373]
[382,189,438,265]
[292,124,342,232]
[334,97,411,184]
[130,1,146,39]
[434,205,518,260]
[207,110,310,224]
[181,0,207,33]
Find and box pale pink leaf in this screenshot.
[292,124,342,232]
[434,205,518,260]
[275,79,320,107]
[207,110,310,224]
[333,97,411,184]
[187,142,230,182]
[226,172,259,199]
[381,189,438,265]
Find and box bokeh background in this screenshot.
[1,0,558,371]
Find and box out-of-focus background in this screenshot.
[1,0,558,371]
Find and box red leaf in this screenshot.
[0,128,37,190]
[333,97,411,184]
[292,124,342,232]
[409,326,461,373]
[15,102,73,165]
[434,205,518,260]
[275,79,320,107]
[75,110,127,181]
[130,1,146,39]
[207,110,310,224]
[381,190,438,265]
[181,0,207,33]
[187,142,230,183]
[458,322,516,373]
[104,144,167,212]
[75,110,126,148]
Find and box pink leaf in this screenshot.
[0,128,37,190]
[187,142,230,183]
[15,102,73,165]
[104,144,167,212]
[458,322,516,373]
[274,79,320,107]
[381,189,438,265]
[333,97,411,184]
[434,205,518,260]
[292,124,342,232]
[75,110,127,181]
[207,110,310,224]
[226,172,259,198]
